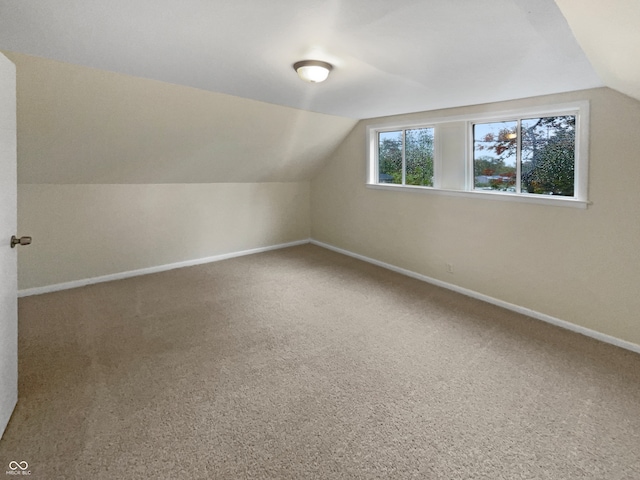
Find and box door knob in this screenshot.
[10,235,32,248]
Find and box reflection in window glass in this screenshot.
[368,104,585,202]
[473,121,517,192]
[521,116,575,196]
[378,131,402,184]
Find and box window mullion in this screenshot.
[368,102,586,201]
[401,129,406,185]
[516,119,522,194]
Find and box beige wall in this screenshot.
[311,87,640,346]
[12,50,640,348]
[8,53,349,290]
[18,183,309,290]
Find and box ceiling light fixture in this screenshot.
[293,60,333,83]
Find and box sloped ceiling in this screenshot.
[0,0,603,119]
[4,1,638,186]
[7,52,357,184]
[554,0,640,103]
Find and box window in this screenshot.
[367,101,589,207]
[377,127,434,186]
[473,115,576,197]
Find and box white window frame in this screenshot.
[368,124,437,188]
[366,101,590,208]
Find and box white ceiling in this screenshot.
[0,0,606,119]
[555,0,640,103]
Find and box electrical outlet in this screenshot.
[446,263,454,274]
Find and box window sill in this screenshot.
[365,183,590,209]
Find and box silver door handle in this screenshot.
[10,235,32,248]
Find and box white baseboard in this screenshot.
[310,239,640,355]
[18,237,640,355]
[18,239,311,298]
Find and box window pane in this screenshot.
[378,131,402,184]
[473,121,517,192]
[521,116,575,196]
[405,128,434,186]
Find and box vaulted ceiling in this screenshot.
[2,0,639,185]
[5,52,357,184]
[554,0,640,103]
[2,0,632,119]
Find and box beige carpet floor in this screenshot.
[1,244,639,479]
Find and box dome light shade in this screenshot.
[293,60,333,83]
